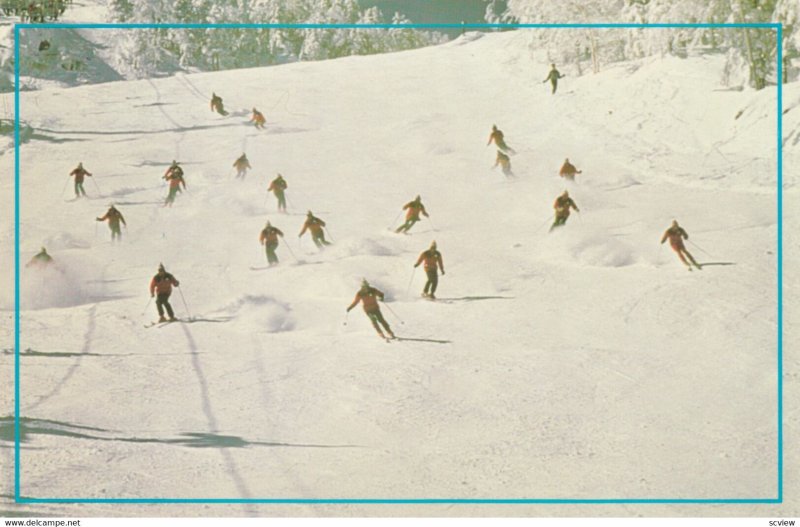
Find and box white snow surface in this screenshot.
[1,29,798,517]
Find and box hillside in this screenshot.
[1,29,798,517]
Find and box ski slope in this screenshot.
[1,29,798,516]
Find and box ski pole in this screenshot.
[286,195,296,211]
[688,239,714,258]
[382,302,405,325]
[343,310,349,326]
[324,227,334,243]
[61,175,71,197]
[388,210,403,229]
[405,267,417,297]
[283,240,299,262]
[535,214,553,233]
[177,286,192,319]
[91,177,102,196]
[141,296,152,316]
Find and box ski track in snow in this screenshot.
[0,27,796,515]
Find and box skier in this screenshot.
[486,125,516,154]
[163,160,182,180]
[395,195,429,234]
[543,63,565,94]
[96,204,127,242]
[493,150,514,177]
[164,165,186,207]
[550,190,579,232]
[661,220,701,271]
[346,279,395,340]
[210,92,228,116]
[26,247,53,268]
[233,153,251,179]
[149,263,180,322]
[259,221,284,265]
[559,158,582,181]
[414,241,445,299]
[299,210,331,249]
[267,174,288,212]
[69,162,92,198]
[250,108,266,129]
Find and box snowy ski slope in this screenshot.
[1,29,799,517]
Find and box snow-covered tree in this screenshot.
[496,0,795,88]
[107,0,446,77]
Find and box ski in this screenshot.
[144,319,176,328]
[392,336,451,344]
[145,317,230,328]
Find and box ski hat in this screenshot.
[551,63,556,68]
[672,219,679,227]
[492,124,497,130]
[307,210,313,217]
[266,221,271,228]
[40,246,47,253]
[415,195,421,201]
[158,263,165,272]
[562,190,569,197]
[430,241,437,249]
[361,278,369,288]
[78,162,83,168]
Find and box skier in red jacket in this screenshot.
[494,150,514,177]
[149,263,180,322]
[559,158,582,181]
[69,162,92,198]
[210,93,227,116]
[164,164,186,207]
[395,195,429,234]
[346,279,395,340]
[414,241,445,299]
[299,211,331,249]
[550,190,579,231]
[96,204,127,242]
[486,125,516,154]
[259,221,284,265]
[661,220,701,271]
[233,153,251,179]
[251,108,266,129]
[268,174,288,212]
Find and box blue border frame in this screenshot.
[13,22,783,505]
